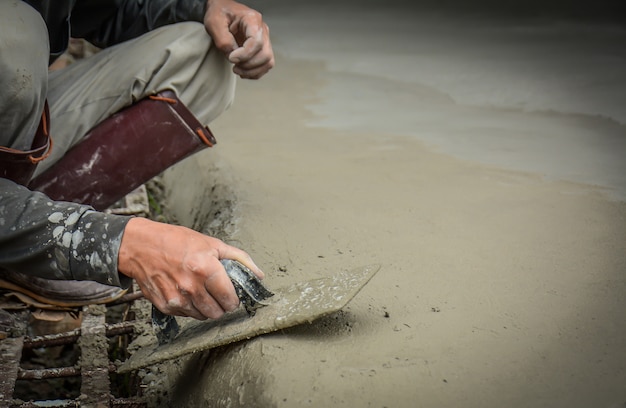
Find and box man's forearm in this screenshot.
[0,178,131,287]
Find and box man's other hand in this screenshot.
[118,217,264,320]
[204,0,275,79]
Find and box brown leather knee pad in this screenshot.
[29,90,216,210]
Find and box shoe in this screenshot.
[0,270,127,308]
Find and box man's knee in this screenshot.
[140,21,236,123]
[0,1,49,149]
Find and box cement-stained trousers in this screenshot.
[0,0,236,178]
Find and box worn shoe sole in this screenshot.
[0,277,127,308]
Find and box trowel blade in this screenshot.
[118,264,380,373]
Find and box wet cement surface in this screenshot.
[144,2,626,407]
[259,0,626,200]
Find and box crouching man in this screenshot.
[0,0,273,321]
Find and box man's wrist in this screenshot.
[118,217,152,279]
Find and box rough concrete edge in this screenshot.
[134,152,249,407]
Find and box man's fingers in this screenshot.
[232,50,273,71]
[141,271,227,320]
[166,297,207,320]
[191,292,226,320]
[204,1,273,79]
[229,32,262,62]
[148,283,206,320]
[204,12,239,54]
[233,61,274,80]
[213,34,239,55]
[204,256,241,310]
[211,28,238,54]
[217,243,265,279]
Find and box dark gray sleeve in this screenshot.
[70,0,207,48]
[0,178,131,287]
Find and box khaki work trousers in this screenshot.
[0,1,236,178]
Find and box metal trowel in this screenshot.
[118,262,380,373]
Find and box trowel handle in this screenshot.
[221,259,274,316]
[152,305,180,345]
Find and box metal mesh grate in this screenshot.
[1,298,147,407]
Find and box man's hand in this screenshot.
[204,0,274,79]
[118,217,264,320]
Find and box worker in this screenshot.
[0,0,274,321]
